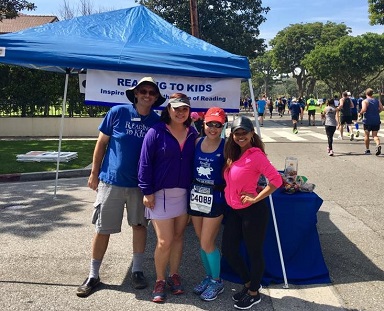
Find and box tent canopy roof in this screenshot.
[0,5,250,79]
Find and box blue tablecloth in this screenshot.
[220,191,331,285]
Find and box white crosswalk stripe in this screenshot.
[259,126,384,142]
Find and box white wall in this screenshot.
[0,118,102,137]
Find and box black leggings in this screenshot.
[221,200,269,291]
[325,125,336,150]
[268,106,273,116]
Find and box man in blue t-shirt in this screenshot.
[76,77,164,298]
[256,95,267,126]
[289,97,303,134]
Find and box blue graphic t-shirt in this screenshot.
[98,104,160,187]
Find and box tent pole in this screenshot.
[247,79,261,137]
[54,70,70,198]
[268,195,289,288]
[247,78,289,288]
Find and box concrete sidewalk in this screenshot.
[1,177,347,311]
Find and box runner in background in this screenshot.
[256,95,267,126]
[289,97,302,134]
[305,95,317,126]
[349,92,360,138]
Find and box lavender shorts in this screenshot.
[145,188,187,220]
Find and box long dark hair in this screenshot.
[160,92,192,127]
[224,131,265,171]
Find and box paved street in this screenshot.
[1,111,383,311]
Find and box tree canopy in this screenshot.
[302,33,384,96]
[368,0,384,25]
[137,0,270,57]
[269,22,351,96]
[0,0,36,20]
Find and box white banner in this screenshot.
[84,70,241,112]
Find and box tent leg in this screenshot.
[54,72,69,198]
[269,194,289,288]
[247,78,261,137]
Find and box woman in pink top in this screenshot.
[221,116,282,310]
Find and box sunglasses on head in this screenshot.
[206,122,223,128]
[138,89,157,96]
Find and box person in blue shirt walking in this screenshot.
[359,88,383,155]
[256,95,267,126]
[76,77,164,298]
[289,97,303,134]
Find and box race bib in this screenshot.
[190,184,213,214]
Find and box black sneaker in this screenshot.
[232,285,262,302]
[131,271,148,289]
[234,292,261,310]
[375,145,381,156]
[76,277,100,297]
[365,149,371,155]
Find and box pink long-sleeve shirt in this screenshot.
[224,147,282,209]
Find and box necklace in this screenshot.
[133,104,150,124]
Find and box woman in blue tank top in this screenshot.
[188,107,228,301]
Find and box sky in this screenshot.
[23,0,383,44]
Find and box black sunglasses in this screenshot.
[206,122,223,128]
[138,89,157,96]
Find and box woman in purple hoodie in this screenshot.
[138,93,198,303]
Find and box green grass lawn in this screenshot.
[0,140,96,175]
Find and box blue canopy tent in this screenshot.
[0,5,250,78]
[0,5,255,190]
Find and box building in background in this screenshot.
[0,14,58,34]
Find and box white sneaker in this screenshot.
[337,136,343,140]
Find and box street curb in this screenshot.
[0,168,91,183]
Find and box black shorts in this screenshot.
[291,114,299,121]
[351,112,358,121]
[363,124,380,132]
[258,112,264,117]
[340,116,353,125]
[308,110,315,116]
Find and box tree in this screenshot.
[249,51,277,97]
[137,0,269,57]
[368,0,384,25]
[0,0,36,21]
[58,0,109,20]
[302,33,384,96]
[270,22,350,97]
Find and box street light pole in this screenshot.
[190,0,199,38]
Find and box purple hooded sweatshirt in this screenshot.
[138,122,198,195]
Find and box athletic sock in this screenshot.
[89,258,102,279]
[132,252,144,272]
[200,248,211,277]
[206,248,221,280]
